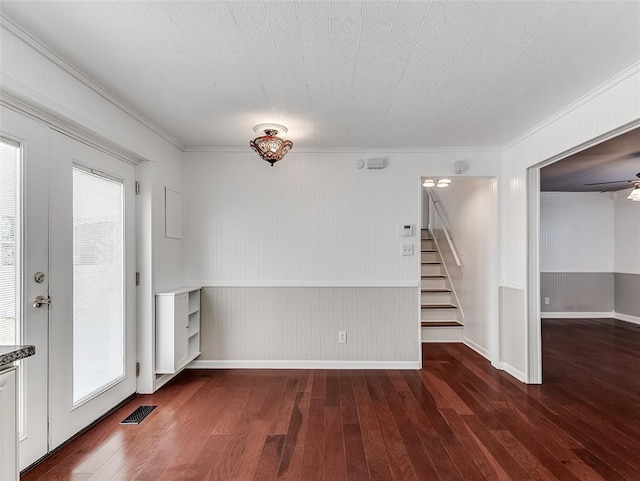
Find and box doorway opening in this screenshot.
[526,125,640,383]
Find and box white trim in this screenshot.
[500,282,525,290]
[497,362,526,383]
[198,281,419,288]
[183,145,501,154]
[614,312,640,325]
[540,269,617,274]
[1,93,143,166]
[541,311,614,319]
[463,337,491,361]
[0,14,184,151]
[504,62,640,150]
[187,360,420,370]
[526,168,542,384]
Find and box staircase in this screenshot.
[420,229,463,342]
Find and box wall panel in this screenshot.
[615,274,640,318]
[540,192,614,273]
[540,272,614,313]
[196,286,419,366]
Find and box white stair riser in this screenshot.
[421,264,443,276]
[421,308,458,321]
[421,291,453,304]
[421,326,463,342]
[421,252,439,263]
[421,278,447,289]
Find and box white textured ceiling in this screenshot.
[1,1,639,150]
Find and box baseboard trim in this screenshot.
[463,337,491,361]
[541,311,613,319]
[187,360,420,370]
[614,312,640,326]
[198,282,419,288]
[497,362,526,383]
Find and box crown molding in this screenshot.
[503,61,640,151]
[1,13,185,151]
[182,145,502,154]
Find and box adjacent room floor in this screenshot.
[23,318,640,480]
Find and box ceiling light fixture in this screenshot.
[628,184,640,201]
[249,123,293,166]
[423,178,452,188]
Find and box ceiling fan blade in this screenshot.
[585,179,633,186]
[601,184,637,192]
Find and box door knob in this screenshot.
[33,295,51,308]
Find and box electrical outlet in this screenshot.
[401,245,414,256]
[338,331,347,344]
[544,297,550,305]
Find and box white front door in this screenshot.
[1,107,137,467]
[1,107,49,469]
[48,131,137,449]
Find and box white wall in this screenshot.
[427,179,497,359]
[615,190,640,274]
[183,150,500,366]
[540,192,614,272]
[1,21,185,393]
[183,151,500,285]
[501,63,640,381]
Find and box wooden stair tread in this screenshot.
[421,304,457,309]
[421,250,437,253]
[421,321,463,327]
[421,275,446,279]
[421,289,451,293]
[421,261,441,264]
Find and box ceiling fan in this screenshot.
[584,172,640,192]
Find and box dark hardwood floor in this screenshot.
[23,318,640,480]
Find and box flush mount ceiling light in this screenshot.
[249,123,293,166]
[423,178,452,188]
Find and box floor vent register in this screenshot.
[120,405,157,425]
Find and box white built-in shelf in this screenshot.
[155,287,201,374]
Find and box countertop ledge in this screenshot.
[0,345,36,367]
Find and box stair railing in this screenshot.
[426,189,462,267]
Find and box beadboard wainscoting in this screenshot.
[499,286,526,382]
[615,273,640,319]
[189,286,420,369]
[540,272,614,313]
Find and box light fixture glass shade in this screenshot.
[250,125,293,166]
[424,178,452,188]
[628,185,640,201]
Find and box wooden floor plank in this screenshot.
[21,318,640,481]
